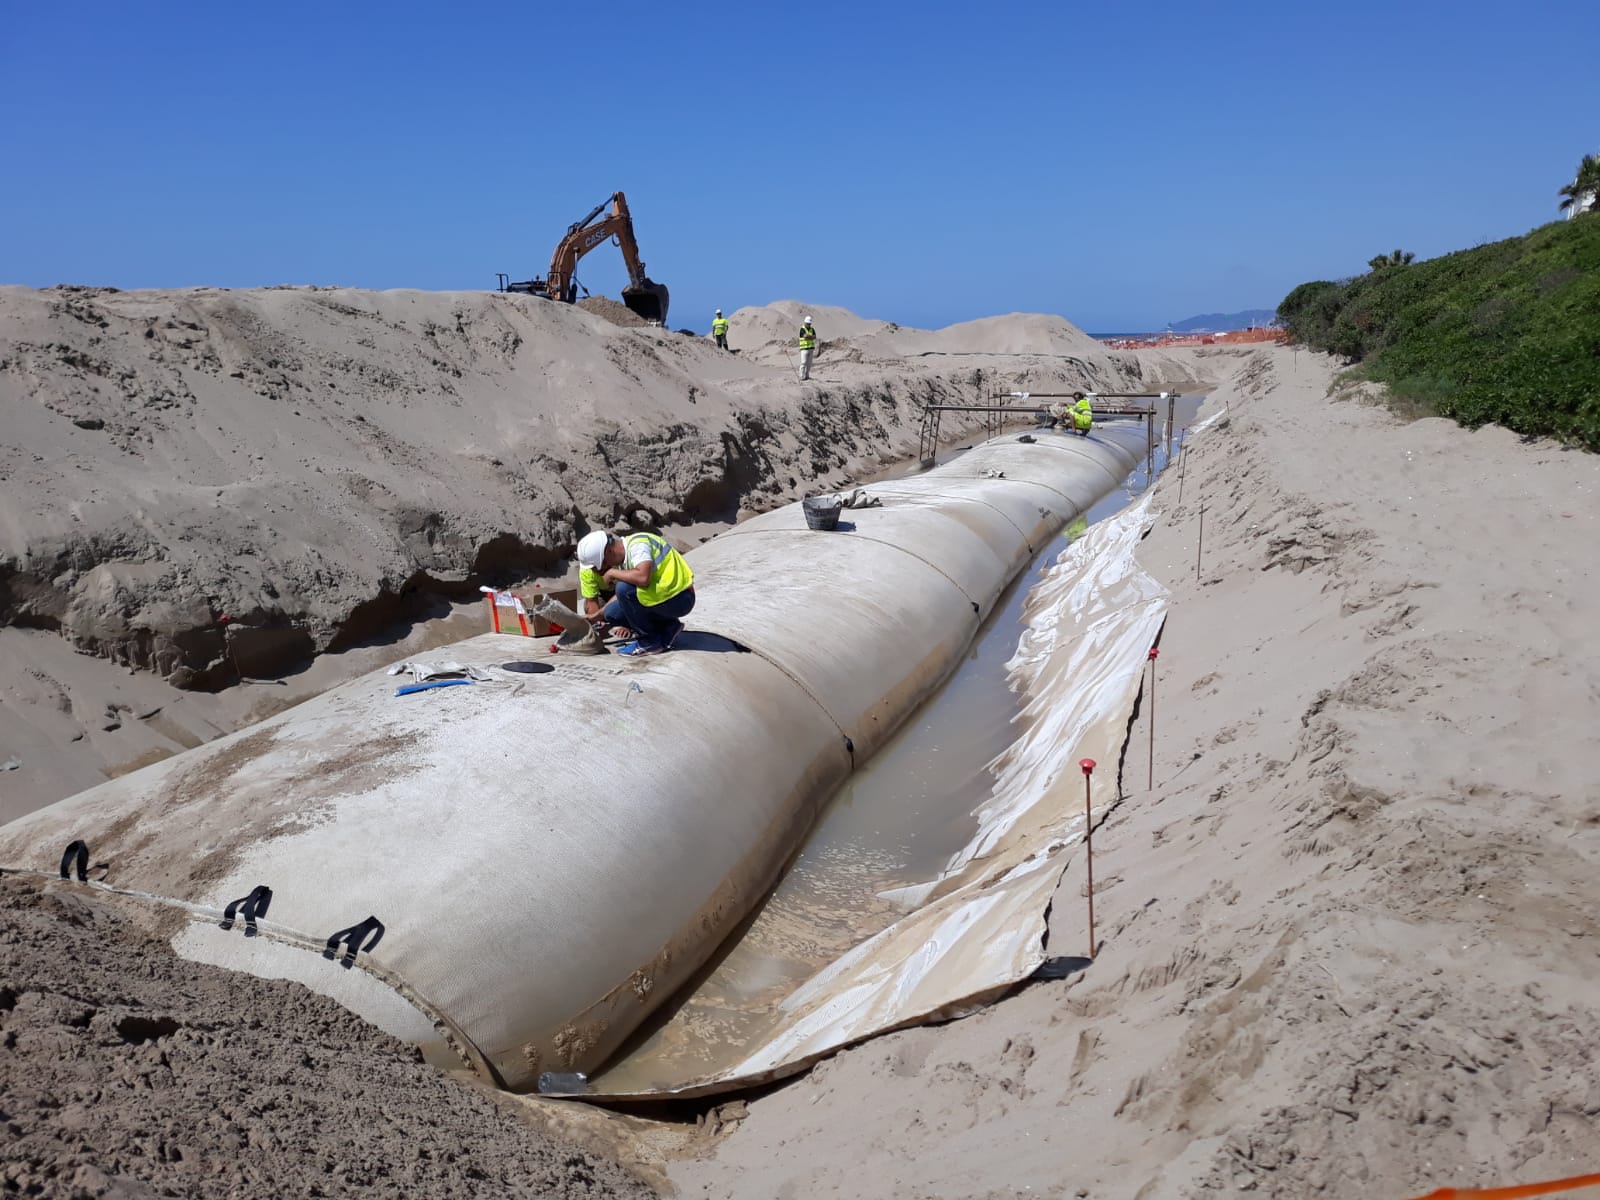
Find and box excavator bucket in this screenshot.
[621,279,670,326]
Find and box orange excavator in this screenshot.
[496,191,670,325]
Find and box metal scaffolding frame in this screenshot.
[916,391,1178,470]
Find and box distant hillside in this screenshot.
[1167,309,1277,332]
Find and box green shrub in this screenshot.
[1276,219,1600,449]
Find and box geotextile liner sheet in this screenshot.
[0,425,1157,1096]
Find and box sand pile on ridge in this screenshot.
[577,295,649,328]
[862,311,1106,357]
[724,301,1104,360]
[722,300,891,351]
[0,874,656,1199]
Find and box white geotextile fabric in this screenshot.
[384,661,492,682]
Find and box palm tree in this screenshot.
[1368,249,1416,271]
[1558,154,1600,215]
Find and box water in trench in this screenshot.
[587,396,1205,1090]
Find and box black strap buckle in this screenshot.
[323,916,385,968]
[219,885,273,936]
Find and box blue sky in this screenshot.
[2,1,1595,331]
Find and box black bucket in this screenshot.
[802,496,842,531]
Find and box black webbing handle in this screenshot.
[322,915,385,968]
[59,840,89,882]
[219,885,273,936]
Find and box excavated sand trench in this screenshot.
[824,397,1205,879]
[582,396,1205,1093]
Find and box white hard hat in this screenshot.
[715,309,722,315]
[802,315,811,323]
[576,530,609,570]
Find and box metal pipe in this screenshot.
[928,404,1158,416]
[985,395,1164,404]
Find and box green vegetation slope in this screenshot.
[1277,218,1600,449]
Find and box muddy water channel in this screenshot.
[588,396,1205,1092]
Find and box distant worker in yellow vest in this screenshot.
[575,530,696,657]
[796,315,817,381]
[1072,394,1094,437]
[711,309,729,350]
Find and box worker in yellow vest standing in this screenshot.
[575,530,695,657]
[796,314,817,381]
[711,309,729,350]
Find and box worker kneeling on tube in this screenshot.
[1072,394,1094,437]
[576,530,695,657]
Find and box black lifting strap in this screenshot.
[323,916,384,968]
[219,885,273,936]
[59,840,89,882]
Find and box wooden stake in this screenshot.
[1147,647,1159,791]
[1176,428,1189,505]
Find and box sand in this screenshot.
[667,346,1600,1198]
[0,873,656,1198]
[0,286,1208,822]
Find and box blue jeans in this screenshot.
[601,583,695,648]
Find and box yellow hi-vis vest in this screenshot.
[712,317,729,336]
[798,324,816,350]
[1072,402,1093,432]
[626,532,693,607]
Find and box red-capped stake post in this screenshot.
[1080,758,1098,958]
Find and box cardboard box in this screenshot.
[525,587,580,638]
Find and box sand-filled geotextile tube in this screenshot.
[0,422,1145,1092]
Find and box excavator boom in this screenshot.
[498,191,670,326]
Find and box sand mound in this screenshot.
[0,283,888,694]
[723,301,890,351]
[866,312,1105,357]
[577,295,649,328]
[725,301,1101,360]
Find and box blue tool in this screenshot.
[394,679,475,696]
